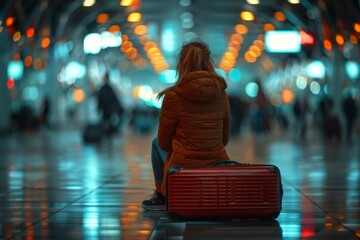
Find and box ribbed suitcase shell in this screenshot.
[166,164,282,220]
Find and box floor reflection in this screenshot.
[0,129,359,239]
[149,217,283,239]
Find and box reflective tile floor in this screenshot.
[0,128,359,239]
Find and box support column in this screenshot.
[327,46,346,135]
[329,48,345,113]
[0,27,11,133]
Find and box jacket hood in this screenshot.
[174,71,227,103]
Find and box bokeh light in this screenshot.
[73,88,86,103]
[281,88,294,104]
[245,82,259,97]
[310,81,321,95]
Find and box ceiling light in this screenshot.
[246,0,260,4]
[96,13,109,24]
[134,25,147,35]
[83,0,95,7]
[240,11,255,21]
[235,24,248,34]
[120,0,132,6]
[108,25,120,33]
[127,13,142,22]
[263,23,275,32]
[274,12,286,21]
[288,0,300,4]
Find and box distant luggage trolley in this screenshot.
[166,161,283,220]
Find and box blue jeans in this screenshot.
[151,137,168,183]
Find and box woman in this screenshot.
[142,40,231,211]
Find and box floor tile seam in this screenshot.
[5,176,120,240]
[282,178,359,238]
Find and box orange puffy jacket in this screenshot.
[158,71,231,195]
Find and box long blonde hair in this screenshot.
[157,40,216,99]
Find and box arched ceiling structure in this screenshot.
[1,0,360,77]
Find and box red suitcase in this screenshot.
[166,161,283,220]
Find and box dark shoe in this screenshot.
[142,191,166,211]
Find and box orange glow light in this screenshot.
[356,229,360,238]
[240,11,255,21]
[5,17,15,27]
[323,39,332,51]
[127,12,141,22]
[249,45,261,57]
[229,42,241,50]
[225,50,238,59]
[263,23,275,32]
[96,13,109,24]
[73,88,85,103]
[144,41,157,51]
[26,27,35,38]
[147,47,161,55]
[325,223,333,228]
[134,24,147,35]
[120,0,133,6]
[235,24,248,34]
[354,23,360,33]
[120,41,133,52]
[335,34,344,46]
[230,33,244,45]
[274,12,286,22]
[125,48,138,59]
[281,88,294,104]
[219,61,232,72]
[13,31,21,42]
[228,46,239,55]
[121,34,129,41]
[41,37,51,48]
[244,51,256,63]
[253,39,264,50]
[108,25,120,33]
[133,85,141,98]
[137,230,151,235]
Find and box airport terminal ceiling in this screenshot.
[1,0,360,110]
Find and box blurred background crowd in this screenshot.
[0,0,359,143]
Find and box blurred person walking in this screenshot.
[142,40,231,211]
[40,96,51,128]
[319,96,341,141]
[97,73,124,136]
[228,94,247,138]
[293,96,308,140]
[251,79,271,137]
[342,94,358,142]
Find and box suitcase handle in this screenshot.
[210,160,246,166]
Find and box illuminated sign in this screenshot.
[300,30,314,45]
[265,31,301,53]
